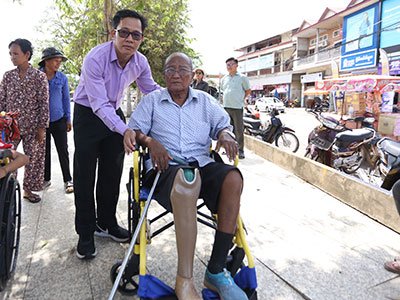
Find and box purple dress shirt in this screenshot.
[73,41,160,135]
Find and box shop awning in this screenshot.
[315,75,400,93]
[303,87,329,95]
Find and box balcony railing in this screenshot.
[317,47,341,62]
[296,46,341,67]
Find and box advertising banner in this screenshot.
[381,91,395,112]
[259,53,274,69]
[340,49,377,71]
[341,3,379,56]
[378,60,400,75]
[380,0,400,49]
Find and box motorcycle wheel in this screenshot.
[275,132,299,153]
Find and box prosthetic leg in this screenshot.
[170,168,202,300]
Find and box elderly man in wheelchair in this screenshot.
[123,52,248,300]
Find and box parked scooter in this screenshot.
[243,106,260,119]
[305,109,376,174]
[243,108,299,152]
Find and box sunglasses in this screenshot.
[226,62,237,67]
[195,71,203,75]
[164,68,192,76]
[117,29,143,41]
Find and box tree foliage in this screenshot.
[44,0,199,85]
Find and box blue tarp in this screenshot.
[137,267,257,299]
[137,274,175,298]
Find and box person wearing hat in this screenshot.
[39,47,74,194]
[191,68,209,93]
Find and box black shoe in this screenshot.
[239,152,245,159]
[76,235,97,260]
[94,223,130,243]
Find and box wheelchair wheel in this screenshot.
[0,175,21,291]
[110,253,140,296]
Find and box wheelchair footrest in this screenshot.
[142,296,178,300]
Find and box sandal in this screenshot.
[64,181,74,194]
[384,260,400,274]
[43,181,51,189]
[23,193,41,203]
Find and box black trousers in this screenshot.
[73,104,125,237]
[44,117,72,183]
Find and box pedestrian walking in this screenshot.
[39,47,74,194]
[221,57,251,159]
[72,9,160,260]
[0,38,49,203]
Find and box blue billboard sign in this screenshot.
[380,0,400,49]
[340,49,377,71]
[341,3,379,56]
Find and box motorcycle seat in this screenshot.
[243,117,261,130]
[335,128,374,143]
[380,138,400,157]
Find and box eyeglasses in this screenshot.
[164,68,192,76]
[195,71,203,75]
[226,62,237,67]
[117,29,143,41]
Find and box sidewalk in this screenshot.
[1,137,400,300]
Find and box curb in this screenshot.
[244,135,400,233]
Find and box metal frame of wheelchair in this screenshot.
[110,148,257,299]
[0,151,22,291]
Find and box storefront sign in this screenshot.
[301,72,323,83]
[340,49,377,71]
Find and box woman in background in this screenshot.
[191,68,209,93]
[0,39,49,203]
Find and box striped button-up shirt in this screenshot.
[129,87,232,167]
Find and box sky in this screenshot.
[0,0,351,78]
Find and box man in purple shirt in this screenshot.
[73,9,160,260]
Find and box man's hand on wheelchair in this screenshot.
[147,139,172,173]
[215,129,238,162]
[123,129,136,154]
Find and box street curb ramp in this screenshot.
[244,135,400,233]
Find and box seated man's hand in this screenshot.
[215,130,238,162]
[148,138,172,173]
[123,129,136,154]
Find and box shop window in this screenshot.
[310,38,316,45]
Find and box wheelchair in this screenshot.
[0,149,22,291]
[109,147,257,300]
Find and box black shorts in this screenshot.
[143,161,242,214]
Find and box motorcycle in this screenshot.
[357,137,400,190]
[305,109,376,174]
[243,108,300,153]
[243,106,260,119]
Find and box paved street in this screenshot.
[1,108,400,300]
